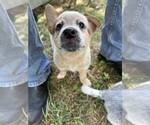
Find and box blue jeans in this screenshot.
[0,3,28,87]
[123,0,150,61]
[100,0,122,62]
[123,0,150,81]
[0,4,50,87]
[28,5,51,87]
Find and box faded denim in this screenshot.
[123,0,150,61]
[0,4,50,87]
[28,5,50,87]
[0,3,28,87]
[100,0,122,62]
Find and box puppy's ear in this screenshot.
[45,4,58,33]
[85,14,100,33]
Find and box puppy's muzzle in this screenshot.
[61,28,80,52]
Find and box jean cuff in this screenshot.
[28,67,50,87]
[0,70,28,87]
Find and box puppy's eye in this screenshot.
[56,22,63,31]
[78,21,85,29]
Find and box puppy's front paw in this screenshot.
[57,72,66,79]
[83,79,92,87]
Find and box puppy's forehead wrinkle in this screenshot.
[57,11,88,24]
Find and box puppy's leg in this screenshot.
[57,70,66,79]
[79,70,91,86]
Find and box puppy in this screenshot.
[45,4,100,86]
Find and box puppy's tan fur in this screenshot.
[45,4,100,86]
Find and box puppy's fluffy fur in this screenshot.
[45,4,100,86]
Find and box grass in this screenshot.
[36,0,121,124]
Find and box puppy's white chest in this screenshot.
[53,48,91,72]
[54,55,82,72]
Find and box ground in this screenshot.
[35,0,121,125]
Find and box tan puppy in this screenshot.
[45,4,99,86]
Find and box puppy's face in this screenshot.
[45,4,100,52]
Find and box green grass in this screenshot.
[36,0,121,125]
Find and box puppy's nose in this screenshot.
[63,28,78,39]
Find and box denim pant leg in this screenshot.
[0,3,28,87]
[28,5,51,87]
[123,0,150,83]
[123,0,150,61]
[100,0,122,62]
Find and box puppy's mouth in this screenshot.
[60,28,81,52]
